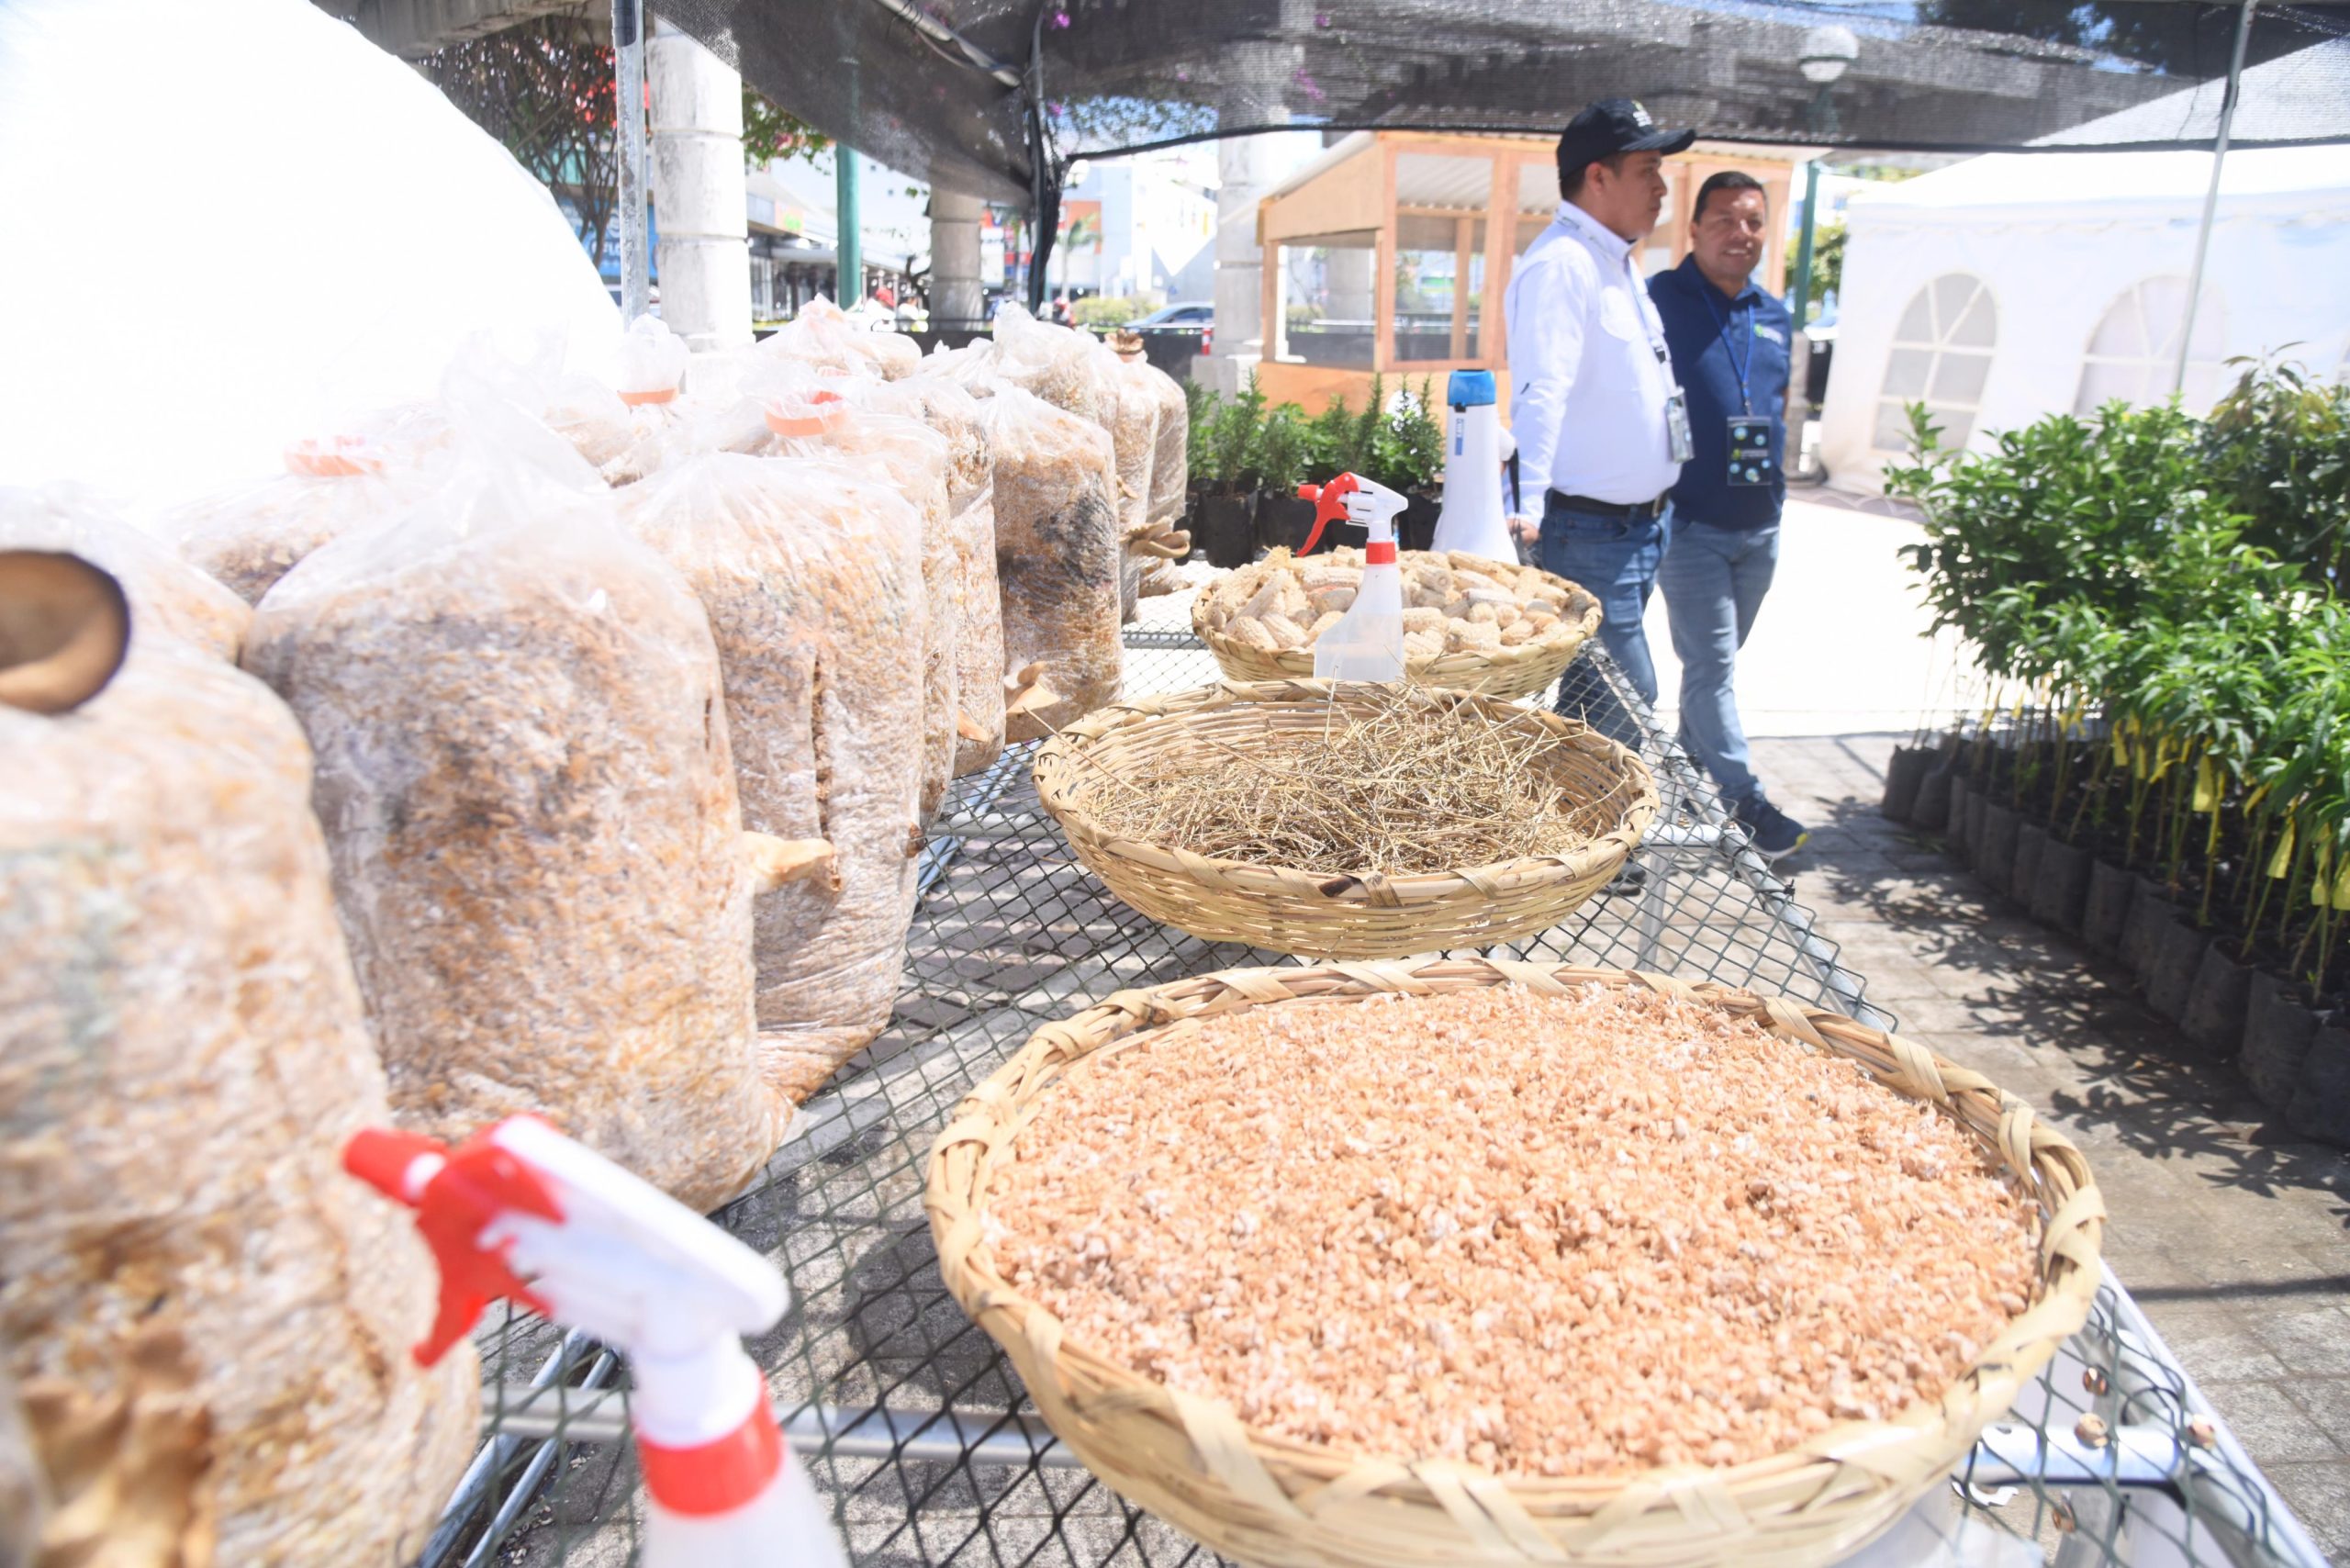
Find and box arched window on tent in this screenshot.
[2075,277,2228,416]
[1872,273,1997,453]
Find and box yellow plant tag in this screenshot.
[2111,726,2129,767]
[2192,756,2221,813]
[2269,821,2296,879]
[2333,855,2350,913]
[2315,836,2335,908]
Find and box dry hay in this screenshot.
[1078,685,1639,877]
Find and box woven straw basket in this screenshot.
[1031,679,1657,959]
[1192,549,1604,702]
[926,960,2107,1568]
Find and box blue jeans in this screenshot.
[1539,496,1669,748]
[1657,518,1780,805]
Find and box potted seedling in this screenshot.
[1192,376,1267,568]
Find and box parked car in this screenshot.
[1129,300,1212,360]
[1130,301,1212,330]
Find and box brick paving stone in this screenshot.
[1751,732,2350,1553]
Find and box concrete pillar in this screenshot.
[647,20,751,351]
[931,188,986,329]
[1196,130,1281,393]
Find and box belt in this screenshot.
[1547,489,1669,521]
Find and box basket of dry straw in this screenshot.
[1031,678,1656,958]
[1192,548,1603,701]
[926,958,2106,1568]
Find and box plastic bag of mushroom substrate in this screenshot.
[755,365,963,818]
[1138,358,1189,529]
[619,452,929,1104]
[2,627,476,1567]
[0,485,252,661]
[583,316,695,486]
[243,403,783,1212]
[854,375,1006,778]
[1109,357,1163,622]
[170,403,451,606]
[990,302,1118,435]
[978,384,1124,741]
[762,295,919,380]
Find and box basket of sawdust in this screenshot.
[1031,679,1655,959]
[1193,549,1603,702]
[925,960,2105,1568]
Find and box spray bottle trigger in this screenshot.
[344,1123,564,1365]
[1294,474,1363,556]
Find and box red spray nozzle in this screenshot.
[343,1119,565,1365]
[1293,473,1366,556]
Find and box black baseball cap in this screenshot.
[1556,98,1695,185]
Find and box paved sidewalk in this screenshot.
[1753,732,2350,1560]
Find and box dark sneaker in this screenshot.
[1734,794,1809,860]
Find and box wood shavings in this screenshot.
[989,984,2042,1478]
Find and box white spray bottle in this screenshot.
[1297,471,1410,684]
[1428,369,1516,565]
[344,1115,849,1568]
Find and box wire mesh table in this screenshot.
[422,623,2327,1568]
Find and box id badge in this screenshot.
[1726,415,1775,487]
[1663,389,1695,465]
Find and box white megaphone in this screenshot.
[1428,369,1516,566]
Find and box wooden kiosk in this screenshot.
[1255,130,1806,415]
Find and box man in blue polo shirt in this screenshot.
[1648,170,1808,859]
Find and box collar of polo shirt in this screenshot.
[1555,201,1634,264]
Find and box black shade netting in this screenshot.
[655,0,2350,200]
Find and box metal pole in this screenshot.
[2177,0,2257,397]
[611,0,649,321]
[1789,159,1821,329]
[1785,159,1823,479]
[835,148,863,305]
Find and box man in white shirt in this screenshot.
[1504,99,1695,736]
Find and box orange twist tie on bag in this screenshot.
[617,387,679,408]
[285,436,386,477]
[763,388,846,438]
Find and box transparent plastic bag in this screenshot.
[853,376,1005,778]
[1110,362,1163,622]
[753,365,962,817]
[2,629,477,1567]
[618,452,927,1104]
[756,296,909,381]
[0,485,251,661]
[1139,360,1189,528]
[170,404,450,605]
[979,386,1124,740]
[243,405,781,1211]
[593,317,695,486]
[990,303,1118,436]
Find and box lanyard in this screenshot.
[1702,286,1753,414]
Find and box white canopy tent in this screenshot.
[1819,48,2350,496]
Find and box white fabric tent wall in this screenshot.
[1819,145,2350,496]
[0,0,620,520]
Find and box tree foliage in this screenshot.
[425,12,618,269]
[743,90,831,170]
